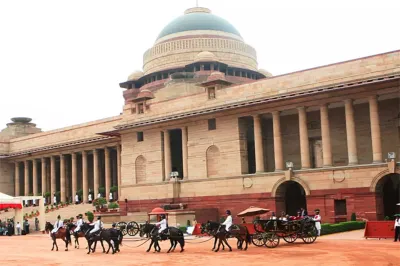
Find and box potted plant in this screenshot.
[86,211,94,223]
[36,210,40,216]
[45,206,49,213]
[44,191,51,204]
[108,202,119,212]
[98,197,108,212]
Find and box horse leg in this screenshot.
[146,239,154,253]
[212,237,217,251]
[223,237,232,252]
[172,240,178,252]
[51,236,55,251]
[86,240,92,254]
[54,236,59,251]
[167,239,173,253]
[92,240,97,253]
[215,237,222,252]
[64,238,69,251]
[179,237,185,253]
[155,239,161,252]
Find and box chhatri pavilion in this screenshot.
[1,7,400,222]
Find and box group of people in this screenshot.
[73,191,114,205]
[50,214,104,240]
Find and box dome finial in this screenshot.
[184,7,211,14]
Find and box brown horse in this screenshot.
[66,223,85,249]
[45,222,71,251]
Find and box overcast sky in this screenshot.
[0,0,399,131]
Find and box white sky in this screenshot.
[0,0,399,131]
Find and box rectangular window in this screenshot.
[137,131,144,142]
[334,199,347,215]
[138,103,144,114]
[208,87,216,99]
[208,118,216,131]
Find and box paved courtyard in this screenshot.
[0,230,398,266]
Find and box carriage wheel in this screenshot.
[264,233,280,248]
[301,226,318,244]
[251,233,266,247]
[283,233,298,243]
[117,222,127,236]
[127,221,140,236]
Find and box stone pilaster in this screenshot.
[93,149,99,198]
[82,151,88,203]
[298,107,311,168]
[164,130,172,180]
[344,99,358,164]
[369,95,382,163]
[320,104,333,166]
[14,162,20,196]
[50,156,56,203]
[60,154,66,203]
[105,148,111,201]
[41,158,46,195]
[181,127,188,179]
[272,111,284,171]
[32,160,38,196]
[253,115,265,172]
[117,145,121,198]
[24,160,29,196]
[71,153,77,200]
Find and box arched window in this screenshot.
[206,145,220,178]
[135,155,146,184]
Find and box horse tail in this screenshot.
[178,236,185,248]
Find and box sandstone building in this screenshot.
[1,7,400,222]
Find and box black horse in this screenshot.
[201,221,226,251]
[141,222,185,253]
[45,222,71,251]
[202,221,251,252]
[80,223,122,254]
[66,223,85,249]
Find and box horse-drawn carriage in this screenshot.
[115,221,140,236]
[238,207,318,248]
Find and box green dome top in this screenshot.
[157,7,241,40]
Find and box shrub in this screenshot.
[108,202,119,209]
[351,213,357,221]
[77,189,83,199]
[94,197,107,207]
[98,187,105,194]
[179,226,187,233]
[44,191,51,198]
[110,186,118,193]
[321,221,365,236]
[384,216,390,221]
[86,211,94,222]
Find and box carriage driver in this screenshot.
[51,215,63,235]
[74,214,84,235]
[222,210,233,233]
[156,214,168,237]
[89,216,103,239]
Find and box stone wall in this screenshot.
[0,159,14,195]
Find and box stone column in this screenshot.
[164,130,172,180]
[344,99,358,165]
[60,154,66,203]
[50,156,56,203]
[181,127,188,179]
[41,158,46,196]
[93,149,99,198]
[71,153,77,200]
[272,111,284,171]
[32,160,38,196]
[82,151,88,203]
[105,147,111,201]
[253,115,265,172]
[117,145,122,198]
[14,162,20,196]
[369,95,383,163]
[320,104,333,166]
[298,107,311,168]
[24,160,29,196]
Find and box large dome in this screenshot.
[156,7,241,41]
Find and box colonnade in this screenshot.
[252,95,382,171]
[14,145,121,204]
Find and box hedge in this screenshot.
[321,221,365,236]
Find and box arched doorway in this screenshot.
[275,181,307,216]
[376,173,400,219]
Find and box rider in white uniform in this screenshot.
[156,214,168,235]
[313,209,322,236]
[222,210,233,232]
[89,216,103,238]
[51,215,63,235]
[74,214,83,234]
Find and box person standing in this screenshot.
[394,215,400,242]
[75,193,79,205]
[109,191,113,202]
[88,193,92,204]
[16,222,21,235]
[35,218,39,231]
[300,207,308,217]
[313,209,322,236]
[53,193,57,206]
[97,192,101,199]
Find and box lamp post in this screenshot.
[285,161,293,170]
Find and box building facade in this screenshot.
[1,7,400,222]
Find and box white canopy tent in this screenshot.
[0,193,45,234]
